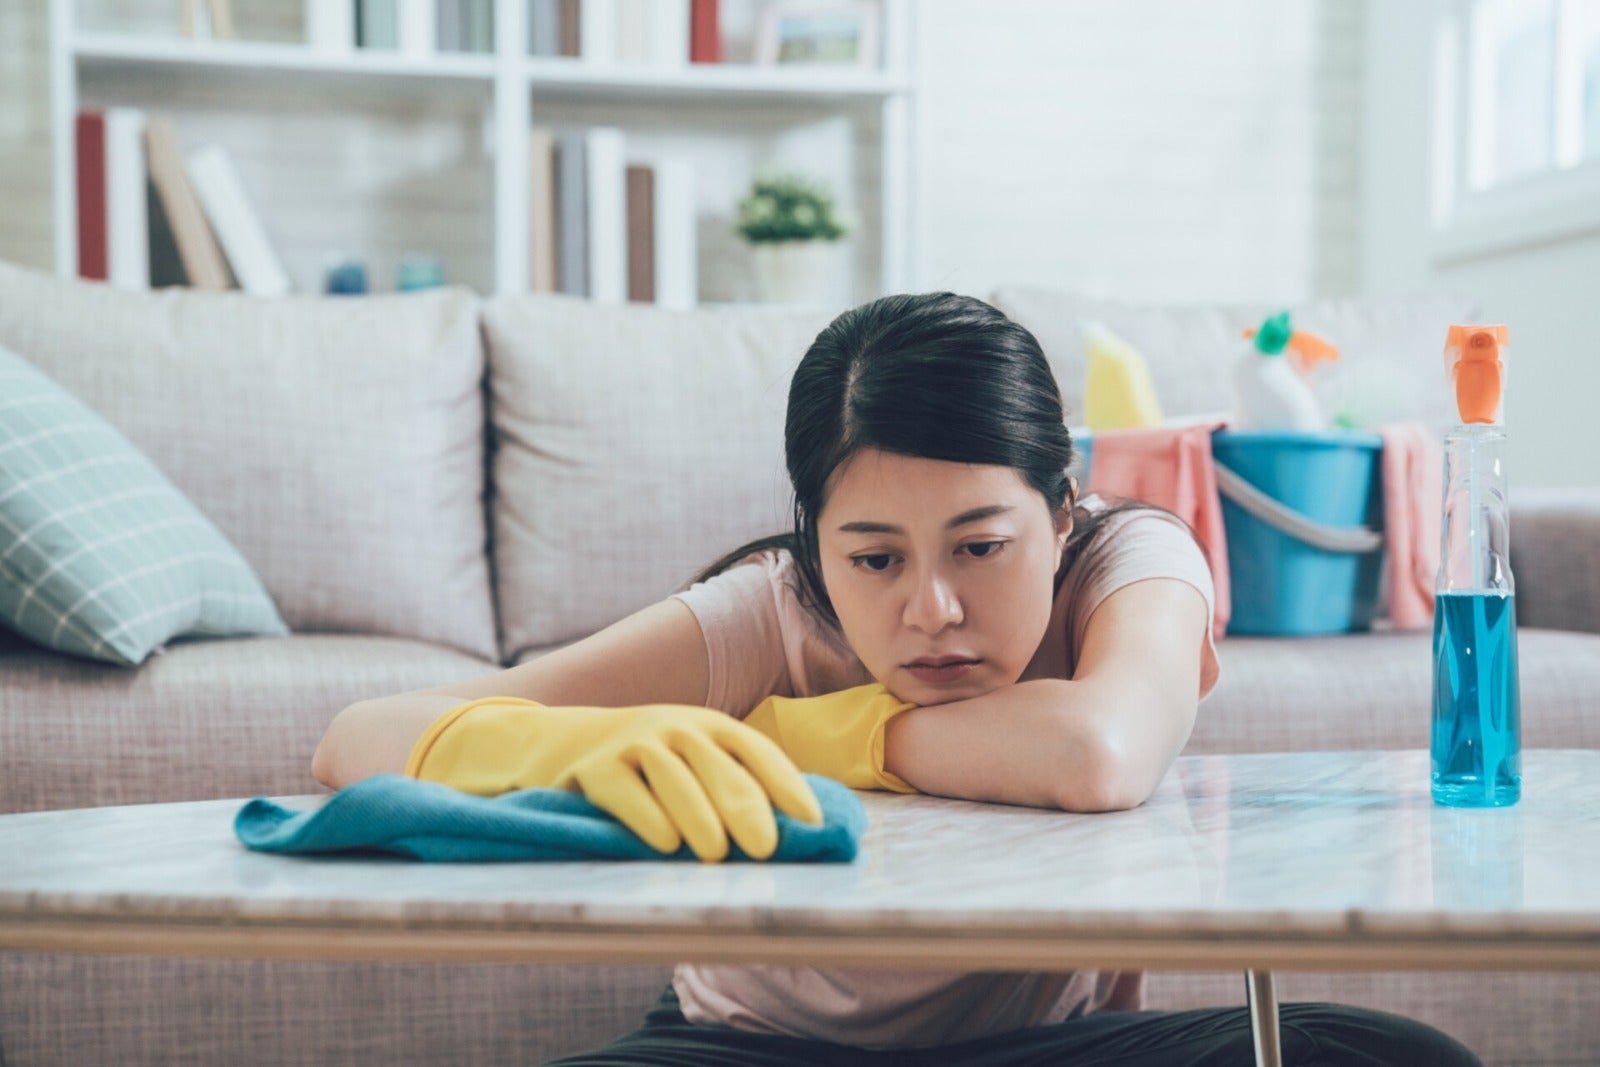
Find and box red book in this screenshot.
[75,111,108,281]
[689,0,719,64]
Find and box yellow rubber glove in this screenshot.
[404,697,823,863]
[743,683,919,794]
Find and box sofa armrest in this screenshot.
[1510,488,1600,635]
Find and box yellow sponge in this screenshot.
[1083,322,1163,431]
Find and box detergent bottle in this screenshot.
[1231,311,1337,431]
[1082,321,1163,431]
[1431,325,1520,807]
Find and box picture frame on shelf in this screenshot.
[753,1,880,69]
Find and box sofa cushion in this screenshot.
[1193,627,1600,754]
[0,260,497,660]
[990,285,1479,431]
[1510,487,1600,636]
[1,955,672,1067]
[480,293,835,658]
[0,343,286,666]
[0,632,494,813]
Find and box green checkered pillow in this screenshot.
[0,344,287,666]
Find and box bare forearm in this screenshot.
[882,678,1150,811]
[311,694,467,790]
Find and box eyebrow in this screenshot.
[836,504,1017,536]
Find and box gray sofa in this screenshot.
[2,258,1597,1066]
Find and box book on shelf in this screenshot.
[649,0,691,67]
[436,0,460,52]
[74,111,107,281]
[357,0,399,49]
[690,0,720,64]
[580,0,616,63]
[625,164,654,302]
[437,0,492,54]
[398,0,436,56]
[185,144,292,296]
[616,0,648,65]
[585,127,629,304]
[105,108,151,291]
[554,130,588,297]
[650,157,697,310]
[559,0,581,56]
[308,0,355,54]
[145,117,233,290]
[529,127,558,292]
[466,0,493,52]
[529,0,562,56]
[146,174,188,289]
[615,0,689,67]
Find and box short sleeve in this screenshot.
[1059,506,1222,701]
[671,549,873,718]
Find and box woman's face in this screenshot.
[816,448,1070,706]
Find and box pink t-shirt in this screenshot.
[667,500,1221,1049]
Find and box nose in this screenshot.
[902,565,964,634]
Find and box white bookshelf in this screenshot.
[50,0,914,303]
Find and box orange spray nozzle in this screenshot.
[1444,324,1507,424]
[1286,330,1339,373]
[1242,324,1340,373]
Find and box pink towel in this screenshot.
[1084,423,1230,640]
[1377,423,1443,629]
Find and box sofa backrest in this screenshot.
[0,261,497,660]
[480,293,836,661]
[991,285,1481,432]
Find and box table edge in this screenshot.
[7,915,1600,972]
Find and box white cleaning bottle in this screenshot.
[1232,311,1325,431]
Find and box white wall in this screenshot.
[910,0,1365,304]
[1361,0,1600,489]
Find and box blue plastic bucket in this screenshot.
[1072,429,1384,636]
[1211,430,1384,636]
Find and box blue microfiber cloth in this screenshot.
[235,773,865,863]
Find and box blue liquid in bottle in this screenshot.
[1431,591,1521,807]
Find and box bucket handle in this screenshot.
[1213,461,1384,555]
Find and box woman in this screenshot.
[313,292,1479,1066]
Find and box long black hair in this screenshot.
[687,291,1149,627]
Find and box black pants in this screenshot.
[543,983,1483,1066]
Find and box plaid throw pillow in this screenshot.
[0,344,287,666]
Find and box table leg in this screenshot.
[1245,969,1282,1067]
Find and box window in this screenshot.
[1432,0,1600,260]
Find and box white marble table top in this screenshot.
[3,750,1598,971]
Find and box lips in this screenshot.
[904,655,979,668]
[908,655,979,687]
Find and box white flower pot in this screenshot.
[749,239,847,306]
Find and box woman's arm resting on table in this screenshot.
[311,598,712,790]
[883,577,1208,812]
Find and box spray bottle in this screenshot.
[1432,324,1520,807]
[1232,311,1340,431]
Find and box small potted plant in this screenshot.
[736,173,850,305]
